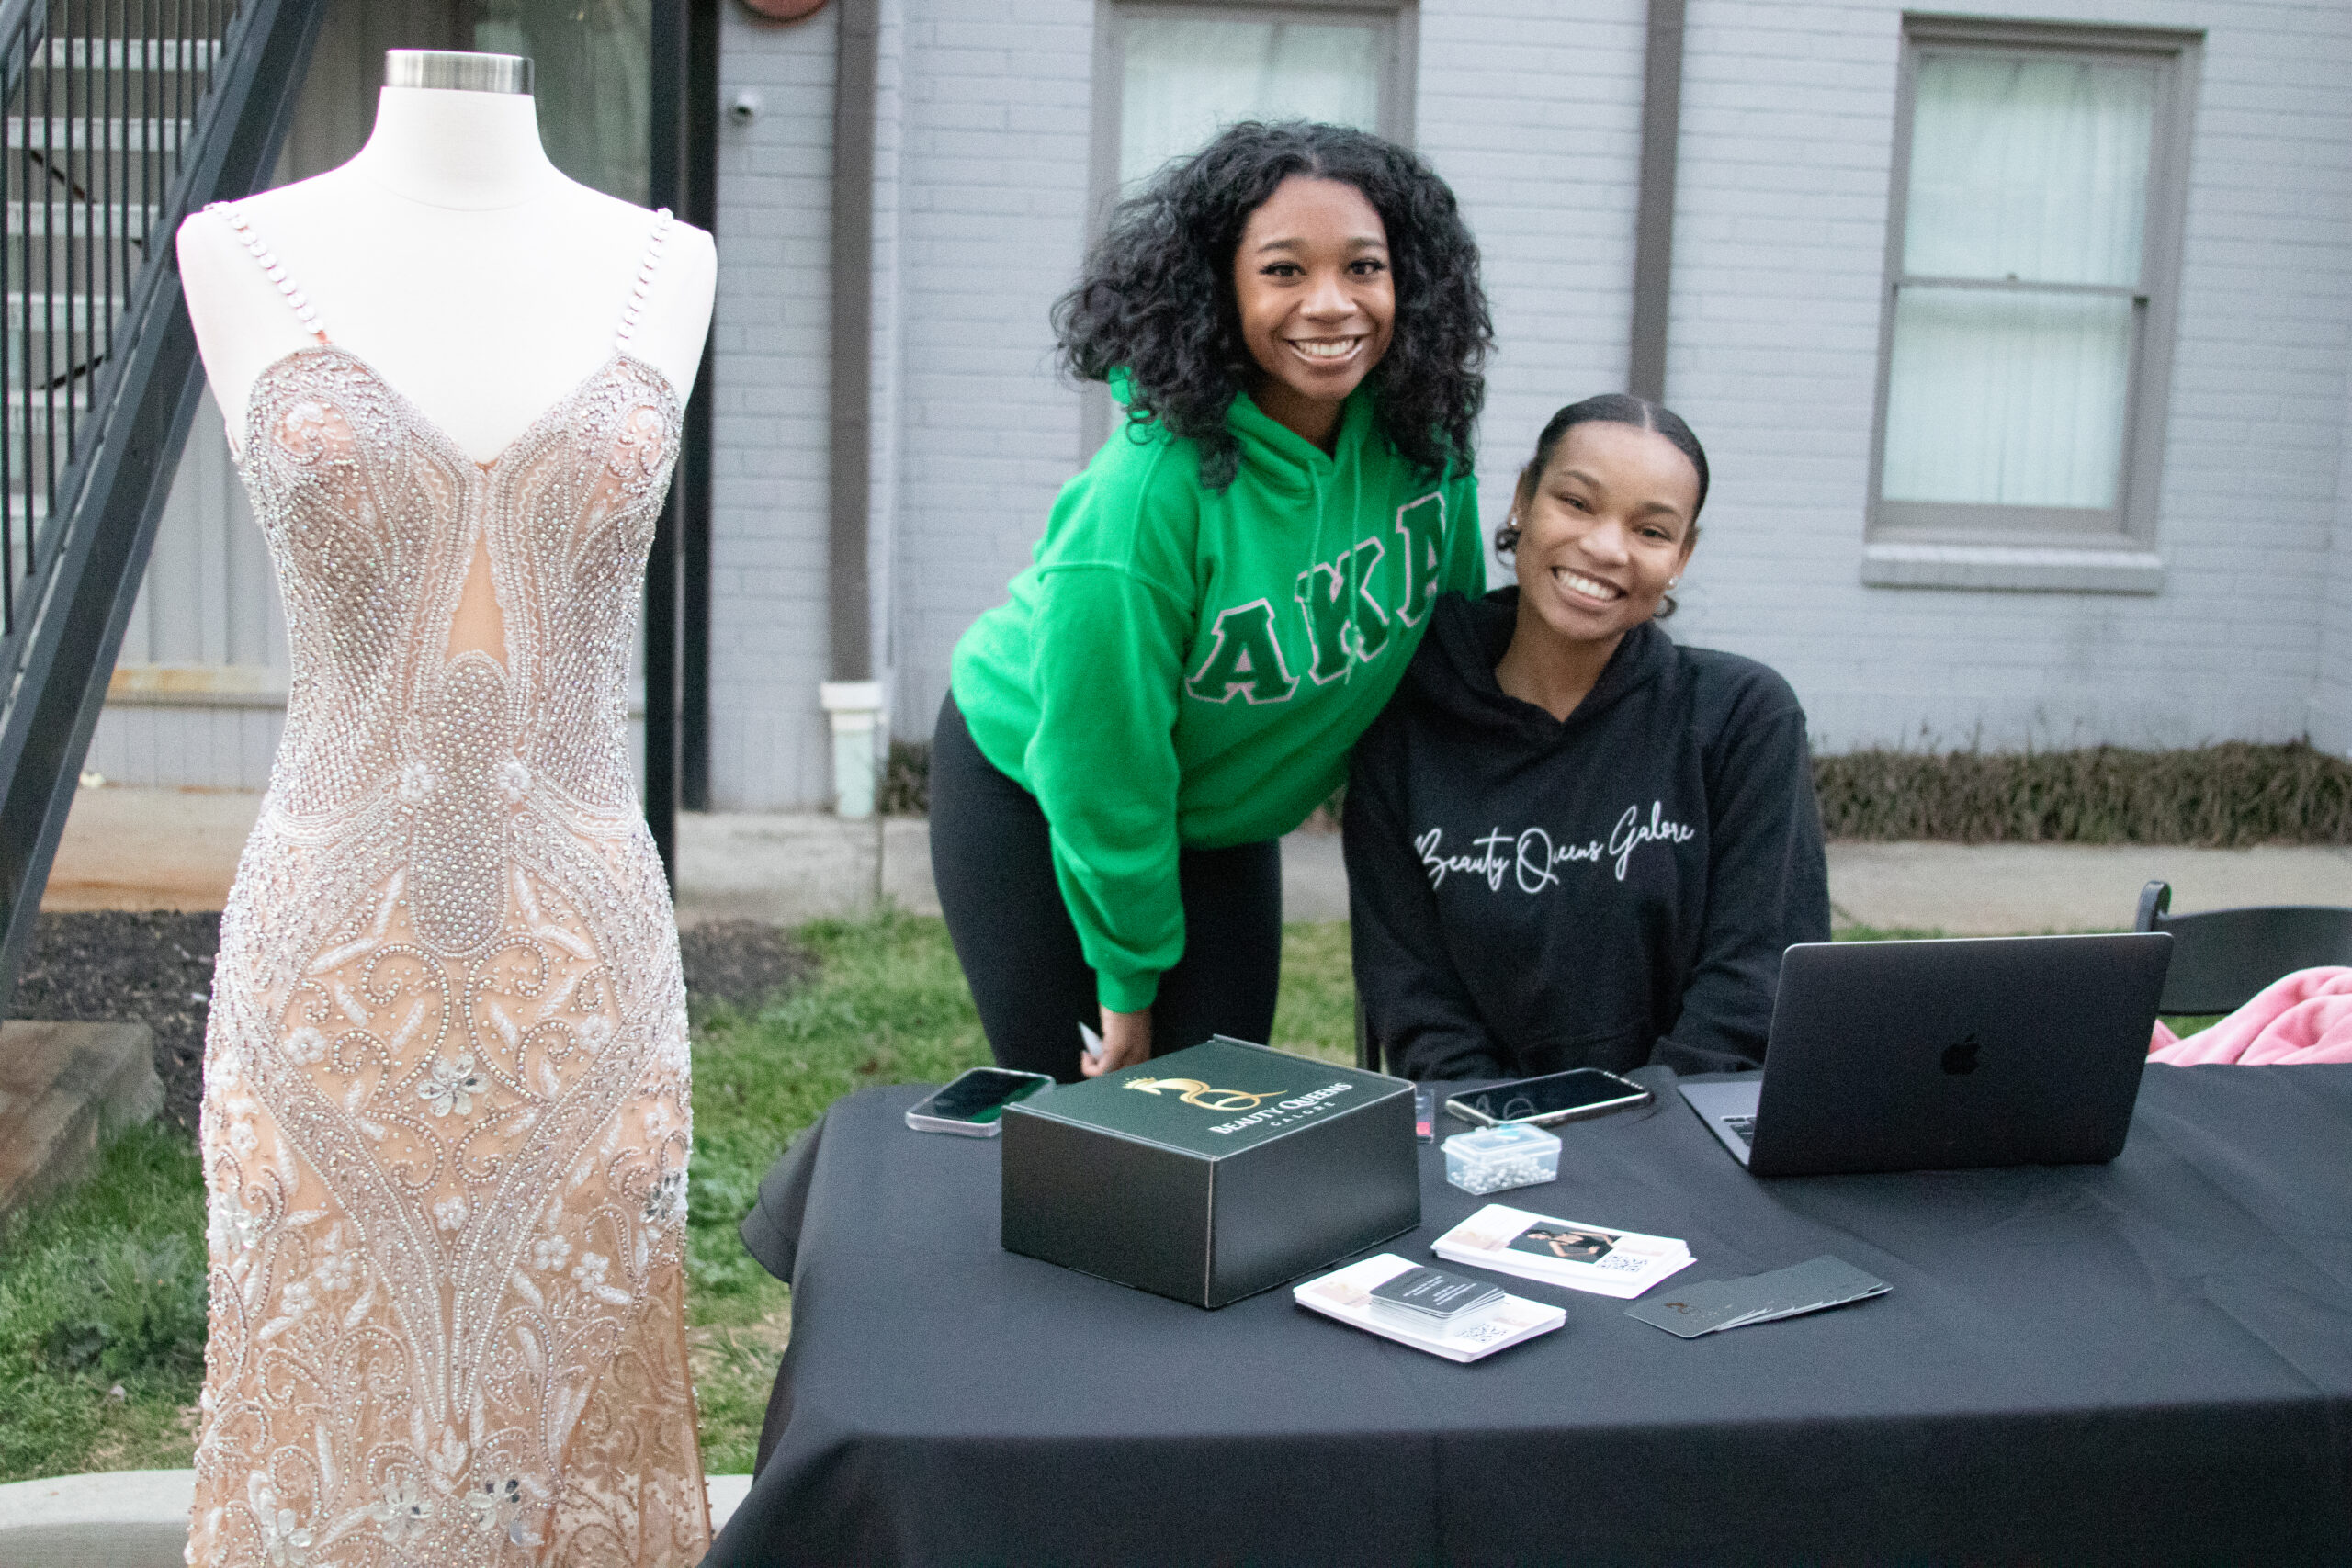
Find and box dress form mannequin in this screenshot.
[178,50,715,465]
[179,51,719,1568]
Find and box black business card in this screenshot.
[1368,1266,1505,1322]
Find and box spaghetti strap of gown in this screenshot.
[187,203,710,1566]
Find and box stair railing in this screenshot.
[0,0,328,1011]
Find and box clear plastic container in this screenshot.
[1442,1122,1562,1195]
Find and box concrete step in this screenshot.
[0,1468,188,1567]
[0,1470,754,1563]
[40,786,1325,924]
[42,785,262,912]
[677,811,938,924]
[0,1019,158,1218]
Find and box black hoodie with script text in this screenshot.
[1344,588,1830,1081]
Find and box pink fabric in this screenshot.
[2148,966,2352,1065]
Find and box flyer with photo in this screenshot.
[1432,1204,1694,1300]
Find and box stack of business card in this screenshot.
[1295,1255,1564,1362]
[1624,1255,1889,1337]
[1366,1264,1505,1332]
[1431,1203,1695,1300]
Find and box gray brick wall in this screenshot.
[710,0,2352,808]
[1662,0,2352,755]
[1417,0,1647,575]
[884,0,1094,745]
[710,4,838,810]
[2314,335,2352,757]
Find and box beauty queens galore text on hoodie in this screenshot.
[1344,589,1831,1082]
[952,384,1483,1012]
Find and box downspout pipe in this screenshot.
[1629,0,1686,403]
[824,0,883,817]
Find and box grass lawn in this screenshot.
[0,913,2212,1483]
[683,913,1365,1472]
[0,1122,208,1481]
[0,914,1371,1484]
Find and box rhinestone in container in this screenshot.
[1443,1122,1563,1195]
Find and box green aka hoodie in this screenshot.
[951,385,1483,1012]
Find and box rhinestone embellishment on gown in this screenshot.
[187,206,710,1566]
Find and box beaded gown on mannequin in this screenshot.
[187,203,710,1566]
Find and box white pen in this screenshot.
[1079,1021,1104,1061]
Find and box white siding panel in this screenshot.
[120,387,286,671]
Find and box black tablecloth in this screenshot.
[706,1066,2352,1567]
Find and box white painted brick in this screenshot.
[707,2,839,809]
[708,0,2352,797]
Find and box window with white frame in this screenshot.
[1097,4,1408,200]
[1868,19,2197,585]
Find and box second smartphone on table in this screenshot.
[1444,1067,1653,1129]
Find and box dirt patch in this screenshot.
[678,920,816,1014]
[9,913,814,1132]
[13,911,219,1131]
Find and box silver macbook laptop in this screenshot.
[1679,933,2173,1177]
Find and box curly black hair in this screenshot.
[1052,121,1492,491]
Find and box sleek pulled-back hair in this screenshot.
[1498,393,1710,616]
[1052,120,1492,491]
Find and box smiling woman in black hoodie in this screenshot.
[1343,395,1829,1081]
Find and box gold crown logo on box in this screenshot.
[1124,1077,1278,1111]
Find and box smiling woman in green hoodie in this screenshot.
[934,121,1492,1081]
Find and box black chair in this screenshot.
[2133,880,2352,1015]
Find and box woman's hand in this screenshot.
[1082,1006,1152,1077]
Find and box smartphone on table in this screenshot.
[1444,1067,1652,1129]
[904,1067,1055,1136]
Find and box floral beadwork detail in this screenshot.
[469,1474,548,1548]
[371,1476,435,1547]
[187,204,708,1568]
[207,1188,263,1257]
[250,1479,315,1567]
[643,1168,689,1226]
[419,1055,488,1118]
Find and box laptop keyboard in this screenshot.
[1722,1115,1757,1146]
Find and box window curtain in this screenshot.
[1881,53,2156,512]
[1119,17,1382,191]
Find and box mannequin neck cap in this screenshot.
[385,50,531,96]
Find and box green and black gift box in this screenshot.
[1001,1037,1419,1308]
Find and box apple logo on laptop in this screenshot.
[1939,1034,1981,1076]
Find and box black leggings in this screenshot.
[929,694,1282,1082]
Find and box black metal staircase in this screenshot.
[0,0,326,1010]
